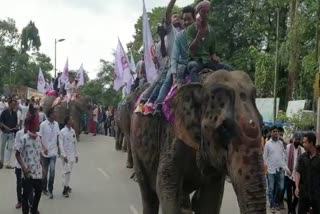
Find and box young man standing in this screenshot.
[59,116,78,198]
[39,108,60,199]
[295,132,320,214]
[285,134,304,214]
[15,118,44,214]
[263,126,291,213]
[0,99,18,169]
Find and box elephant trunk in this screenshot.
[227,146,266,214]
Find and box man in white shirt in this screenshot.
[13,120,32,209]
[263,126,291,213]
[285,134,304,214]
[92,106,98,136]
[59,116,78,198]
[19,99,29,128]
[39,108,60,199]
[15,118,44,214]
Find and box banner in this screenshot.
[142,0,157,83]
[76,63,85,87]
[255,98,280,123]
[37,67,46,93]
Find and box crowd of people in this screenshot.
[0,96,79,214]
[262,126,320,214]
[86,105,115,137]
[0,88,116,213]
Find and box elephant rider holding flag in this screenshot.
[186,0,232,83]
[134,0,182,114]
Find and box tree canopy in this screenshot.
[0,18,52,92]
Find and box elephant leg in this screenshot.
[126,137,133,168]
[194,174,225,214]
[157,155,182,214]
[134,158,159,214]
[122,134,127,152]
[115,127,121,151]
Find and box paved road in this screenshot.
[0,134,279,214]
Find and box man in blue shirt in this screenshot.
[150,6,196,115]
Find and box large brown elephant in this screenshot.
[41,96,91,140]
[114,83,150,168]
[130,70,266,214]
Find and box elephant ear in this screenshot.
[172,83,203,150]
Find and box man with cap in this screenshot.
[285,133,304,214]
[186,0,232,83]
[263,125,291,213]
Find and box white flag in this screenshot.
[76,63,85,87]
[142,0,157,83]
[129,51,137,79]
[37,67,46,93]
[61,58,69,84]
[114,38,132,93]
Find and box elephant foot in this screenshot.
[115,143,121,151]
[181,208,193,214]
[0,161,3,169]
[130,172,138,182]
[126,162,133,169]
[122,148,127,152]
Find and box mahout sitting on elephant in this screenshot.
[131,69,266,214]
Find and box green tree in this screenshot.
[81,59,122,107]
[20,21,41,52]
[0,18,53,92]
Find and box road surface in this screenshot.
[0,134,278,214]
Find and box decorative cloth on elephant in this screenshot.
[51,95,77,108]
[46,90,57,97]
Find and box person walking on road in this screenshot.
[39,108,60,199]
[15,117,44,214]
[263,126,291,213]
[0,99,19,169]
[295,132,320,214]
[59,116,78,198]
[285,133,304,214]
[13,120,29,209]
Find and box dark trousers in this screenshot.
[22,178,42,214]
[16,168,34,205]
[298,197,320,214]
[286,177,298,213]
[42,156,56,193]
[15,168,22,203]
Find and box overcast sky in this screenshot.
[0,0,193,79]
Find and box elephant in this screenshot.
[130,70,266,214]
[114,108,125,151]
[41,95,91,140]
[114,83,150,168]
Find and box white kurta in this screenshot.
[59,126,78,162]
